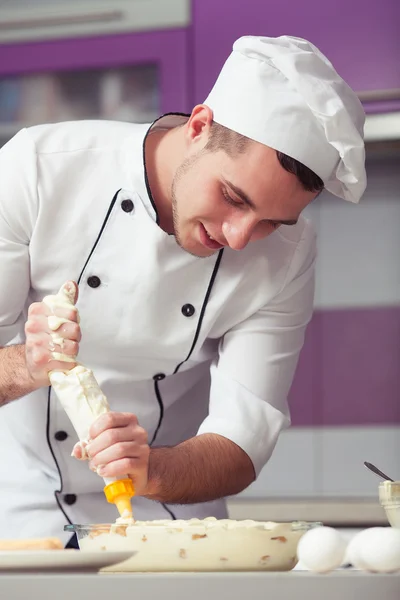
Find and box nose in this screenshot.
[222,219,255,251]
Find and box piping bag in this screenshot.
[43,282,135,520]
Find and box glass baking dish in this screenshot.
[65,518,321,572]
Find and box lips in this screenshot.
[199,224,224,250]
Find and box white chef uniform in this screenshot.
[0,115,314,541]
[0,35,366,542]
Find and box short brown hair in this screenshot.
[204,122,324,193]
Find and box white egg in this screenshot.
[347,527,400,573]
[297,526,347,573]
[346,527,384,570]
[346,528,377,570]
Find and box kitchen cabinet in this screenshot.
[0,4,191,147]
[192,0,400,109]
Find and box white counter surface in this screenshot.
[0,571,399,600]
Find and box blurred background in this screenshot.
[0,0,399,528]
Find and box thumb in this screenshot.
[58,280,79,306]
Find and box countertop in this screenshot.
[0,571,399,600]
[226,498,388,526]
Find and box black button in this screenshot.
[64,494,77,506]
[182,303,195,317]
[87,275,101,288]
[153,373,166,381]
[121,199,134,213]
[54,430,68,442]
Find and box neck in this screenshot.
[145,127,180,233]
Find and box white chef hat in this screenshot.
[204,35,366,203]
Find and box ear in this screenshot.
[184,104,214,146]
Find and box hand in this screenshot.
[24,281,81,387]
[84,412,150,496]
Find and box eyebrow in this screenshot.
[222,178,298,226]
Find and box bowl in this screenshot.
[65,518,321,572]
[379,481,400,528]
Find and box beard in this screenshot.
[170,153,205,258]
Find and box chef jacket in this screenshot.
[0,114,316,542]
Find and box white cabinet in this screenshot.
[238,428,319,499]
[319,427,400,498]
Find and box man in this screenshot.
[0,35,366,543]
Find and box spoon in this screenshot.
[364,461,394,482]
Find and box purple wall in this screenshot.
[289,307,400,427]
[192,0,400,108]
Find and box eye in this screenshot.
[222,189,243,208]
[259,220,280,232]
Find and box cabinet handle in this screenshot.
[0,11,124,31]
[358,88,400,102]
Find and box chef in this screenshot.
[0,35,366,544]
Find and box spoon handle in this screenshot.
[364,461,394,482]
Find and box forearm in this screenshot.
[145,433,256,504]
[0,344,39,406]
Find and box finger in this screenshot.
[47,322,81,344]
[28,302,52,318]
[87,425,146,457]
[89,412,138,440]
[71,441,88,461]
[50,304,79,324]
[26,345,51,370]
[25,335,77,374]
[72,443,83,460]
[28,298,78,323]
[27,347,77,373]
[46,332,77,362]
[71,442,87,460]
[89,441,147,468]
[25,315,50,335]
[96,457,147,479]
[56,321,82,342]
[26,315,80,340]
[26,333,52,361]
[26,333,77,361]
[49,338,79,357]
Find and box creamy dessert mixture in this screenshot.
[43,286,133,512]
[43,287,110,444]
[79,518,306,572]
[379,481,400,528]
